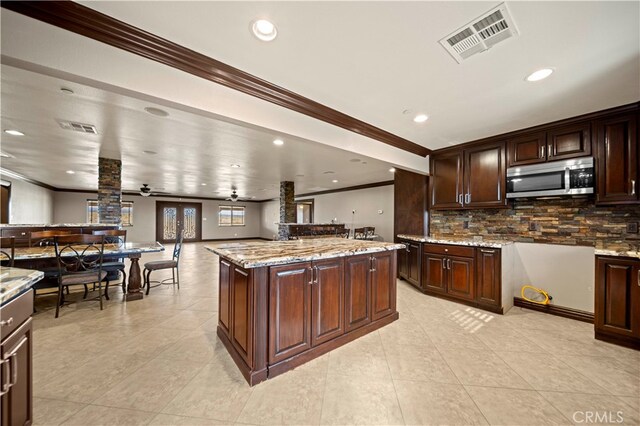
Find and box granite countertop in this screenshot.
[594,249,640,259]
[0,223,118,228]
[397,234,512,248]
[206,238,405,268]
[0,267,44,306]
[13,242,165,260]
[276,223,345,226]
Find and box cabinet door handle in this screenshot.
[308,266,314,285]
[314,266,319,284]
[0,317,13,327]
[458,193,463,205]
[370,256,377,273]
[548,144,553,157]
[443,259,448,270]
[465,193,471,204]
[540,145,545,159]
[632,179,636,196]
[0,359,9,396]
[480,249,495,254]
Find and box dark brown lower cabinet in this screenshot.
[421,243,503,313]
[595,256,640,348]
[397,239,421,289]
[1,290,34,426]
[216,250,399,385]
[476,248,502,309]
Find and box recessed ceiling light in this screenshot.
[143,150,157,155]
[295,174,304,178]
[231,164,241,168]
[389,168,396,173]
[201,183,207,186]
[361,161,368,164]
[323,171,335,174]
[349,159,361,163]
[4,129,24,136]
[60,87,74,95]
[252,19,277,41]
[273,139,284,146]
[526,68,554,82]
[144,107,169,117]
[0,151,14,159]
[332,179,339,183]
[66,170,75,174]
[413,114,429,123]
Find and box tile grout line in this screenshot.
[379,328,407,426]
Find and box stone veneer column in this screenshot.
[98,157,122,224]
[278,181,295,240]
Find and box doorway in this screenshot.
[155,201,202,243]
[295,199,314,224]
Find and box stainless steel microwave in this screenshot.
[506,157,595,198]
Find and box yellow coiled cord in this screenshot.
[521,285,552,305]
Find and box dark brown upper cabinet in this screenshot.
[507,132,547,167]
[430,151,463,209]
[430,142,506,210]
[595,113,638,205]
[547,122,591,161]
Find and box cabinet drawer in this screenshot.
[423,243,475,258]
[0,290,33,340]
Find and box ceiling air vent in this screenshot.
[439,3,519,63]
[57,120,99,134]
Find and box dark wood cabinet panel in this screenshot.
[430,151,463,209]
[344,255,372,332]
[218,260,232,337]
[476,248,501,308]
[311,258,344,346]
[371,251,395,321]
[507,132,547,167]
[595,113,638,204]
[232,266,254,368]
[269,262,312,364]
[397,244,408,280]
[595,257,640,341]
[1,292,33,426]
[447,256,475,301]
[394,169,429,237]
[547,122,591,161]
[464,141,506,208]
[407,243,421,287]
[422,253,447,294]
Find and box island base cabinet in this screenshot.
[217,251,399,386]
[595,256,640,349]
[1,290,34,426]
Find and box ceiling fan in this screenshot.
[225,189,251,202]
[139,184,169,197]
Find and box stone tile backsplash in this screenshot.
[430,197,640,251]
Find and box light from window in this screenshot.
[219,205,245,226]
[87,200,133,226]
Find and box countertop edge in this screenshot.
[397,234,512,248]
[594,249,640,259]
[1,268,44,306]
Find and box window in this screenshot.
[219,205,245,226]
[87,200,133,226]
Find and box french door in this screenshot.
[155,201,202,243]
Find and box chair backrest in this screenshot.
[364,227,375,238]
[29,230,72,247]
[340,228,350,238]
[173,229,185,262]
[92,229,127,245]
[0,237,15,267]
[54,234,105,277]
[353,227,365,239]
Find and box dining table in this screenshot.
[12,242,165,301]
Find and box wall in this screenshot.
[430,197,640,251]
[260,200,279,240]
[53,191,262,241]
[5,178,54,224]
[297,185,394,242]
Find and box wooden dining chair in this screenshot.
[53,234,107,318]
[92,229,127,300]
[29,230,72,247]
[29,230,76,304]
[353,227,366,239]
[143,230,184,295]
[0,237,15,267]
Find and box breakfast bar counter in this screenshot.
[206,238,403,385]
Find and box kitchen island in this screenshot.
[206,238,404,385]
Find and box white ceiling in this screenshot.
[0,64,396,200]
[1,1,639,197]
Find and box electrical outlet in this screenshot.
[529,222,537,231]
[463,221,469,229]
[627,222,639,233]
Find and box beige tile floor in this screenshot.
[32,242,640,425]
